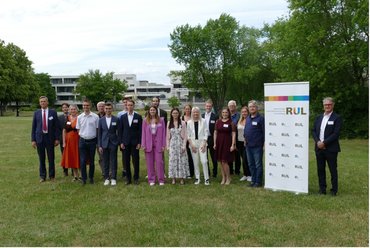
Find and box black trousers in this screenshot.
[228,147,241,175]
[103,146,118,180]
[206,136,218,177]
[186,141,194,177]
[37,134,55,179]
[124,144,140,182]
[236,141,251,177]
[316,149,338,193]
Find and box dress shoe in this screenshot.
[330,190,337,196]
[253,183,262,188]
[134,180,139,185]
[318,190,326,195]
[125,181,132,185]
[89,179,94,184]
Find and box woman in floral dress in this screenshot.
[167,108,189,184]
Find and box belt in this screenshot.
[80,137,96,141]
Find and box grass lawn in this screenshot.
[0,114,368,246]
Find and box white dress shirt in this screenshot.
[319,112,332,142]
[76,111,99,139]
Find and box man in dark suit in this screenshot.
[98,102,119,186]
[31,96,60,182]
[312,97,342,196]
[202,100,218,178]
[58,102,69,176]
[119,99,143,185]
[152,97,167,126]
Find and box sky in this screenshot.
[0,0,290,84]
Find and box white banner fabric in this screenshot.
[264,82,309,193]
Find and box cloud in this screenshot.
[0,0,289,83]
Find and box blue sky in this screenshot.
[0,0,289,84]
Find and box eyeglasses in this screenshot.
[324,104,333,106]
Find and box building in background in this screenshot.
[51,73,204,110]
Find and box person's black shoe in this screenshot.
[81,180,86,185]
[89,179,94,184]
[318,190,326,195]
[122,171,127,178]
[330,189,337,196]
[125,181,132,185]
[134,180,139,185]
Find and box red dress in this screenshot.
[215,119,236,163]
[61,116,80,169]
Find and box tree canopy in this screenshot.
[264,0,368,137]
[75,69,128,107]
[169,13,267,113]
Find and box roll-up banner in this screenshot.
[264,82,309,194]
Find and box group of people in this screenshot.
[31,95,341,195]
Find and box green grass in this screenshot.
[0,114,368,246]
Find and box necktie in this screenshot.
[43,110,47,132]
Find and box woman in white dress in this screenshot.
[167,108,189,185]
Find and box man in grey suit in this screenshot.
[98,102,120,186]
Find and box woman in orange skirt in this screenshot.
[61,104,80,181]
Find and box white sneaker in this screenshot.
[103,179,110,186]
[194,179,200,185]
[111,179,116,186]
[246,176,252,182]
[159,182,165,186]
[204,179,210,186]
[240,176,248,181]
[149,182,155,186]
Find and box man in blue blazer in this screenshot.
[98,102,120,186]
[312,97,342,196]
[31,96,60,182]
[119,99,143,185]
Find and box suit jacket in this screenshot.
[187,118,208,147]
[201,112,218,138]
[31,108,60,144]
[159,108,168,127]
[312,112,342,152]
[119,112,143,146]
[98,115,120,149]
[141,118,166,153]
[58,114,67,140]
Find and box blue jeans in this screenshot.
[79,138,97,182]
[246,146,263,185]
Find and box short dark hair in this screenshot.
[127,99,135,105]
[105,102,113,107]
[61,103,70,108]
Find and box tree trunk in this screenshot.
[0,101,3,117]
[16,101,20,117]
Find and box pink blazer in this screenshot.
[141,117,166,153]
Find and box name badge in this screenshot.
[133,119,138,123]
[327,121,334,125]
[48,116,53,120]
[112,122,117,126]
[223,124,229,128]
[66,121,71,125]
[210,120,215,124]
[252,121,258,126]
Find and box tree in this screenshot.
[169,14,266,113]
[75,69,128,108]
[33,73,55,107]
[167,96,181,109]
[0,41,37,116]
[264,0,368,137]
